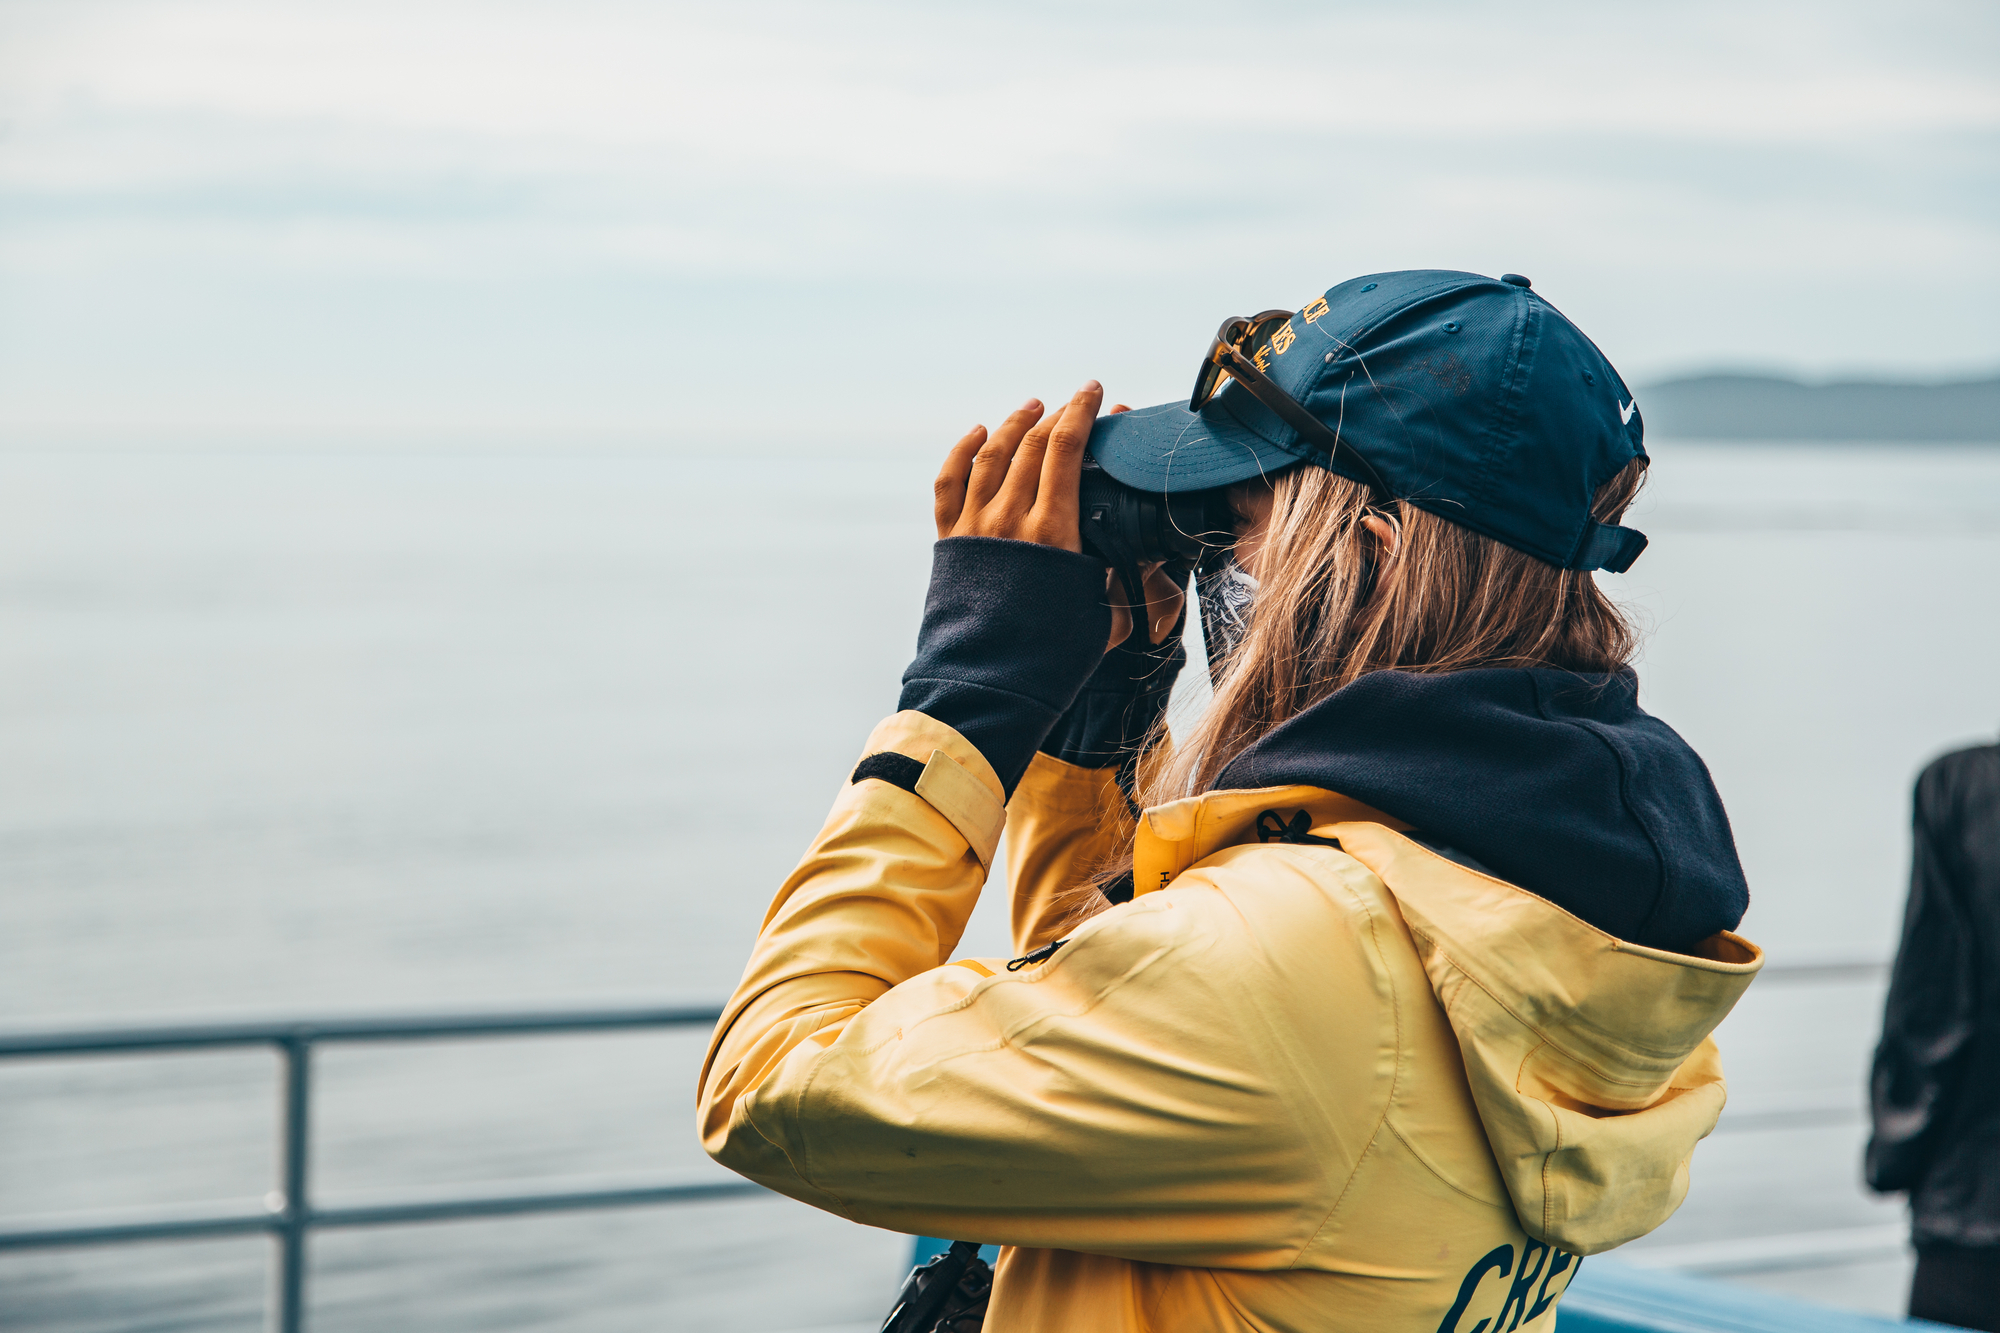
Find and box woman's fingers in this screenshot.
[963,399,1043,516]
[1105,562,1188,648]
[1031,381,1100,551]
[939,385,1101,550]
[1104,567,1133,652]
[1000,381,1095,524]
[1140,561,1188,644]
[1103,560,1183,652]
[933,425,986,537]
[996,394,1064,515]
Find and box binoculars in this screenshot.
[1076,457,1232,583]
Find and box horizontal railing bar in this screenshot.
[0,962,1896,1061]
[0,1202,279,1250]
[314,1179,766,1229]
[0,1005,725,1058]
[1713,1088,1865,1133]
[0,1179,768,1252]
[1713,1105,1863,1132]
[1753,960,1888,984]
[1617,1223,1907,1275]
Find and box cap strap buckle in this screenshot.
[1575,521,1649,573]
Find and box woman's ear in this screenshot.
[1361,511,1400,561]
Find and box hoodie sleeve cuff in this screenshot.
[896,537,1113,798]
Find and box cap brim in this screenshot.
[1086,396,1317,493]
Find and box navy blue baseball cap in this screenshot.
[1087,270,1649,572]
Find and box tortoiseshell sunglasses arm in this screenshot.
[1190,311,1392,498]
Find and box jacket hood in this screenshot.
[1214,667,1748,954]
[1131,790,1763,1253]
[1341,821,1761,1253]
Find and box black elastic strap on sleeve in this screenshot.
[851,752,926,794]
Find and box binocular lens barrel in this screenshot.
[1077,462,1233,573]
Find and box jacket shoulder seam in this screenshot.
[1383,1117,1504,1208]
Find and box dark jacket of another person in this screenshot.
[1868,740,2000,1247]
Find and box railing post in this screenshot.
[276,1032,312,1333]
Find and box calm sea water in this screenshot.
[1,442,1997,1329]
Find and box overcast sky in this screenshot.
[1,0,1995,445]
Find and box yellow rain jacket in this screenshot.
[699,711,1763,1332]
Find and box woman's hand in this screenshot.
[1106,563,1188,649]
[934,385,1183,653]
[934,383,1106,552]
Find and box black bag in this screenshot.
[880,1240,991,1333]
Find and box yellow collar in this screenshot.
[1132,785,1410,897]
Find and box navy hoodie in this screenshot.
[1215,667,1749,953]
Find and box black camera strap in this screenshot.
[880,1240,991,1333]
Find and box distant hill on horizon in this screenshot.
[1639,372,2000,442]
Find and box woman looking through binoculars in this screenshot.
[698,270,1763,1333]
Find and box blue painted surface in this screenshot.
[905,1242,1950,1331]
[908,1235,998,1269]
[1558,1260,1946,1332]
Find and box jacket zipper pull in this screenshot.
[1006,938,1067,971]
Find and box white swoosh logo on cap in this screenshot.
[1619,398,1638,425]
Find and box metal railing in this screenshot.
[0,958,1894,1329]
[1710,957,1887,1135]
[0,1005,761,1333]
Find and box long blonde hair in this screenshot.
[1053,457,1649,933]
